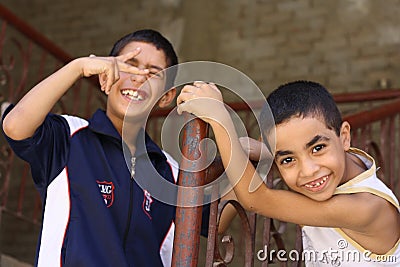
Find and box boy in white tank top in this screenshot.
[177,80,400,266]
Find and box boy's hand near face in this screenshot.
[79,49,149,94]
[2,48,149,141]
[177,81,229,125]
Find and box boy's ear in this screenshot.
[158,88,177,108]
[340,121,351,150]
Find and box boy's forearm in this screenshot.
[3,59,83,140]
[209,111,267,211]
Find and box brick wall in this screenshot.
[3,0,400,96]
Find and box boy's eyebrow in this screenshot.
[305,135,330,149]
[127,58,164,71]
[275,150,292,160]
[274,135,330,160]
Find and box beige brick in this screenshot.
[350,57,389,73]
[277,0,310,12]
[258,10,294,25]
[244,38,277,59]
[350,31,379,47]
[314,37,348,51]
[294,6,327,19]
[323,49,357,63]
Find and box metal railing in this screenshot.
[170,92,400,266]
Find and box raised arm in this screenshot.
[176,82,385,231]
[177,82,274,211]
[2,50,148,140]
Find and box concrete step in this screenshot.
[1,254,32,267]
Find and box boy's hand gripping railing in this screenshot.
[172,115,303,266]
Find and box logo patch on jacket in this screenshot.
[96,180,115,208]
[142,190,153,219]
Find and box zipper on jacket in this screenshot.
[123,156,136,250]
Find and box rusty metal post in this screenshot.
[172,116,208,267]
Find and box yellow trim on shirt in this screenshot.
[335,148,376,189]
[332,148,400,260]
[334,186,400,210]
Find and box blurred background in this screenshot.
[0,0,399,266]
[3,0,400,94]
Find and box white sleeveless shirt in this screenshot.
[302,148,400,266]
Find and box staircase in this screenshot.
[0,3,102,265]
[1,254,32,267]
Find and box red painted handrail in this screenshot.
[344,97,400,128]
[0,4,71,62]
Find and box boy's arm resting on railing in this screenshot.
[217,137,270,234]
[176,81,400,257]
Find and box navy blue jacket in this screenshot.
[3,108,180,267]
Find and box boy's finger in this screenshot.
[181,84,197,94]
[114,59,120,82]
[105,67,115,94]
[176,91,193,105]
[116,48,149,75]
[209,82,219,91]
[118,48,141,62]
[193,81,206,88]
[177,102,190,115]
[118,63,149,75]
[176,94,185,105]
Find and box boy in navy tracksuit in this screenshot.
[2,29,181,267]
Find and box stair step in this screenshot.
[1,254,32,267]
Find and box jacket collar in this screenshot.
[88,109,121,139]
[88,109,165,158]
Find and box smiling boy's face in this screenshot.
[106,41,176,128]
[269,115,351,201]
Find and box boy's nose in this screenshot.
[130,72,147,83]
[299,157,319,178]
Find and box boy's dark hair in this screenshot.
[260,80,343,143]
[109,29,178,90]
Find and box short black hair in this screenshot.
[260,80,343,142]
[109,29,178,90]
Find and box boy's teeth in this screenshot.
[122,89,143,100]
[305,176,328,188]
